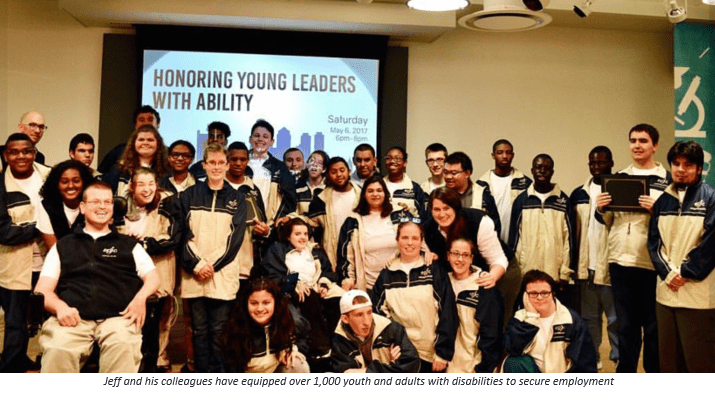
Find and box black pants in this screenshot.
[140,296,167,373]
[609,264,659,373]
[656,303,715,372]
[0,287,31,373]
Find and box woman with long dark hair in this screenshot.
[38,160,95,249]
[220,278,309,373]
[425,187,508,289]
[336,175,408,292]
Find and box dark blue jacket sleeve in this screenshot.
[0,188,38,246]
[275,163,297,219]
[508,192,526,252]
[474,287,504,373]
[432,264,458,362]
[648,199,671,281]
[366,322,421,373]
[503,316,539,356]
[316,246,338,283]
[565,310,598,373]
[212,191,247,273]
[336,217,358,283]
[481,188,502,235]
[144,194,184,255]
[680,191,715,281]
[260,242,290,289]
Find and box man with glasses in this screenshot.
[383,146,427,221]
[421,143,447,194]
[179,143,246,372]
[189,121,231,181]
[444,152,501,231]
[0,133,51,372]
[34,181,160,372]
[1,112,47,171]
[503,270,597,373]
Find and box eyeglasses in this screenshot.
[384,156,404,163]
[448,251,472,260]
[426,157,445,165]
[26,123,47,131]
[5,148,36,156]
[169,152,193,159]
[526,291,552,299]
[443,170,464,177]
[85,200,113,208]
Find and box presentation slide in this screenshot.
[142,50,379,167]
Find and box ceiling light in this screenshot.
[458,0,552,32]
[573,0,593,18]
[665,0,687,23]
[703,0,715,5]
[356,0,373,4]
[406,0,470,12]
[523,0,550,11]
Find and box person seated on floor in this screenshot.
[220,278,310,373]
[35,181,160,373]
[331,289,420,373]
[502,269,597,373]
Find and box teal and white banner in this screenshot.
[674,22,715,185]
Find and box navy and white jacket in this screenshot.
[371,256,458,363]
[180,180,247,301]
[649,181,715,309]
[245,152,297,224]
[509,184,574,281]
[447,267,504,373]
[331,314,420,373]
[504,299,597,373]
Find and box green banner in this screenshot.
[674,22,715,185]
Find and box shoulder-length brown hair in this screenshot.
[118,124,170,177]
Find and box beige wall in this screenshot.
[5,1,675,191]
[405,27,674,192]
[5,0,113,167]
[1,0,8,132]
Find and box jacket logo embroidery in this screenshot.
[556,198,567,205]
[419,269,432,279]
[102,246,118,257]
[227,199,238,210]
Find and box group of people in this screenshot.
[0,106,713,374]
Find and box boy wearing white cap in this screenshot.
[331,290,420,373]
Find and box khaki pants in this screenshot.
[39,316,142,373]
